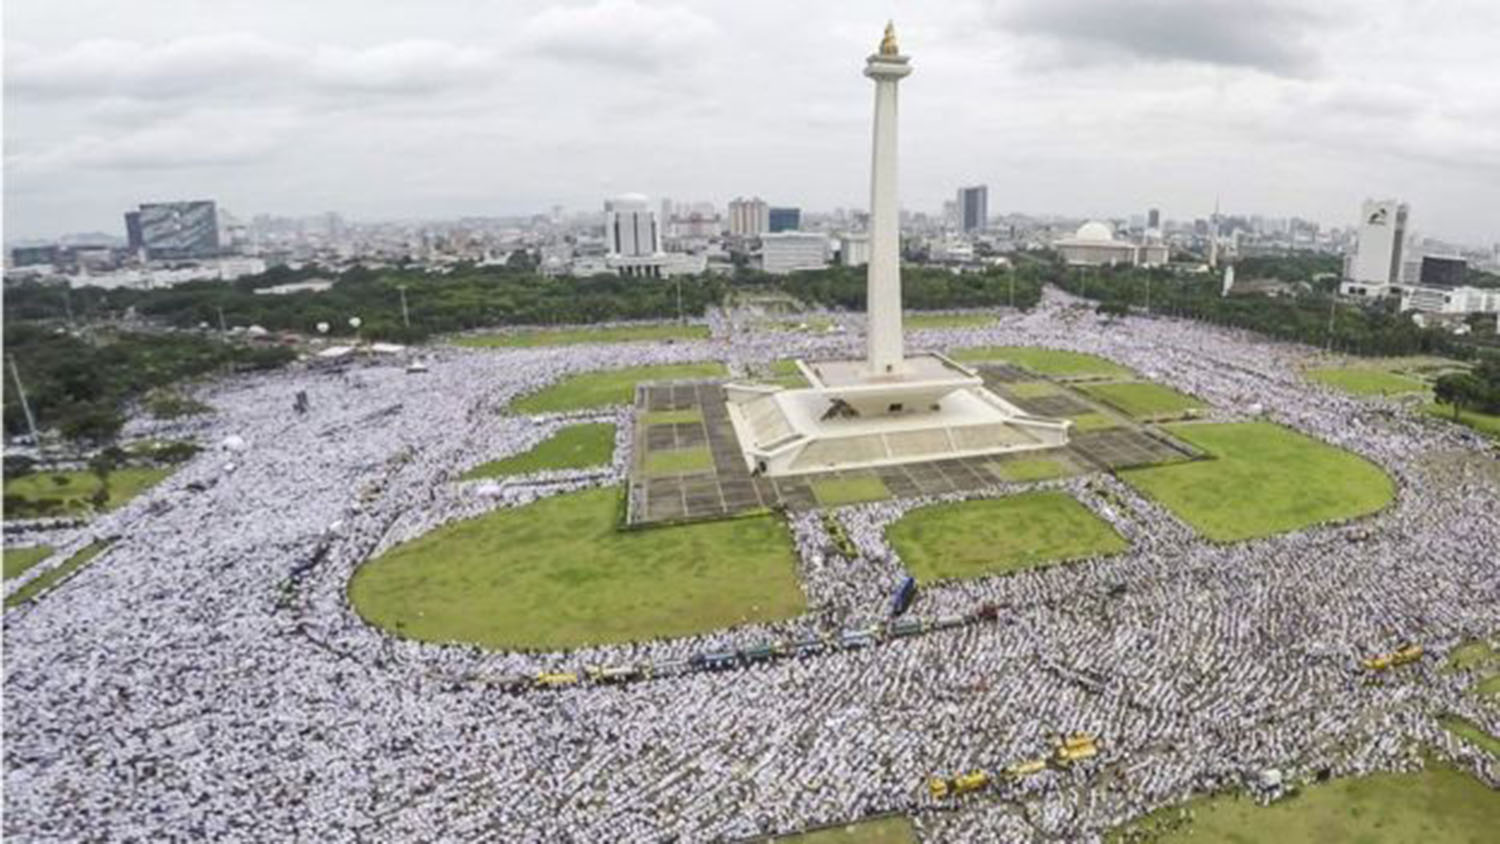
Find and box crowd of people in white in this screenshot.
[4,289,1497,842]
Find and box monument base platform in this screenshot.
[725,359,1071,477]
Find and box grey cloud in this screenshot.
[5,34,498,102]
[517,0,719,73]
[995,0,1326,77]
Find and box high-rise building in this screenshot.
[728,197,769,237]
[124,211,143,252]
[1147,208,1161,230]
[768,207,801,233]
[603,194,660,258]
[1348,199,1408,286]
[957,186,987,232]
[138,200,220,260]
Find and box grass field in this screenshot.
[1069,411,1123,433]
[994,458,1069,482]
[810,475,890,507]
[906,312,995,330]
[951,345,1133,378]
[888,491,1127,583]
[4,467,173,518]
[1081,381,1202,419]
[1423,403,1500,439]
[454,323,709,347]
[1007,381,1062,399]
[349,486,805,650]
[1308,367,1428,396]
[5,542,109,609]
[510,362,726,414]
[642,446,713,477]
[4,546,53,580]
[1120,422,1394,542]
[770,817,916,844]
[1440,714,1500,758]
[1108,760,1500,844]
[461,424,615,480]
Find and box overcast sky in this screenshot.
[5,0,1499,245]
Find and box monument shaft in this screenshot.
[864,39,911,376]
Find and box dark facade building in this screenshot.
[138,200,220,260]
[124,211,144,251]
[1147,207,1160,229]
[1420,255,1467,287]
[957,185,987,232]
[768,206,801,233]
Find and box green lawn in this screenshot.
[1069,411,1123,433]
[4,546,53,580]
[1120,422,1395,542]
[810,475,890,507]
[1423,403,1500,439]
[1081,381,1203,419]
[1477,675,1500,697]
[4,467,173,518]
[888,491,1127,583]
[1308,366,1427,396]
[994,458,1069,482]
[1007,381,1062,399]
[510,362,726,414]
[951,345,1133,378]
[461,423,615,480]
[348,486,805,650]
[1109,760,1500,844]
[906,312,995,330]
[770,817,916,844]
[1447,640,1497,672]
[642,446,713,477]
[1440,714,1500,758]
[5,542,109,609]
[454,322,709,347]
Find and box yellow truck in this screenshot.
[1364,643,1423,672]
[928,770,992,799]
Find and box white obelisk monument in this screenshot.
[864,22,911,377]
[721,22,1071,477]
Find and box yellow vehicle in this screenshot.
[1052,733,1099,765]
[1364,643,1422,672]
[1003,759,1047,779]
[927,777,950,799]
[927,770,992,799]
[1392,643,1423,665]
[534,672,579,687]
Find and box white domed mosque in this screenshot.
[1055,220,1169,267]
[724,23,1071,478]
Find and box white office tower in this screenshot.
[761,232,830,274]
[1349,199,1408,286]
[604,194,661,258]
[724,23,1069,477]
[728,197,770,237]
[1222,264,1235,297]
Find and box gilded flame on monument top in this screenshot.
[879,20,899,56]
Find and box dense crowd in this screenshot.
[4,289,1498,842]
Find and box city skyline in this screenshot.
[6,1,1500,245]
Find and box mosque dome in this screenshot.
[1075,221,1115,242]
